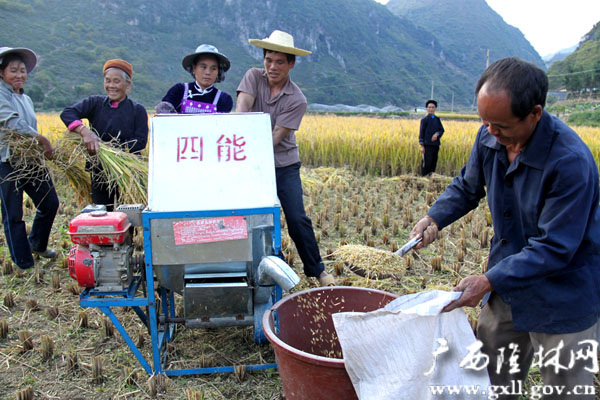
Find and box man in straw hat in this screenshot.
[236,30,335,287]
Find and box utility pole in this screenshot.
[451,92,454,113]
[431,80,434,99]
[486,49,490,68]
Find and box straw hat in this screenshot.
[0,47,37,72]
[182,44,231,73]
[249,30,311,56]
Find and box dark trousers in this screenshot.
[276,162,324,277]
[91,166,118,211]
[421,145,439,176]
[0,162,59,268]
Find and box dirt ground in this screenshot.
[0,166,591,399]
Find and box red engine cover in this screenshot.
[68,245,96,287]
[69,211,131,245]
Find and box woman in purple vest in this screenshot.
[156,45,233,114]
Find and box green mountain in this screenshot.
[0,0,541,110]
[547,22,600,91]
[543,45,577,68]
[386,0,545,80]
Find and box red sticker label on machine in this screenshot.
[172,216,248,245]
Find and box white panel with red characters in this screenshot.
[148,113,277,212]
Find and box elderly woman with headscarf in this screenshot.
[60,59,148,210]
[0,46,59,269]
[156,44,233,114]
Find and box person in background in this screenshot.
[156,44,233,114]
[411,57,599,399]
[60,59,148,210]
[236,30,335,286]
[0,46,59,269]
[419,99,444,176]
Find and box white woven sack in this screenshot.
[332,290,490,400]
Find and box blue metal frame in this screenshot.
[78,206,282,376]
[79,276,154,374]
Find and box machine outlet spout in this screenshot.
[257,256,300,291]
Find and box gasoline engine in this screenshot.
[67,205,144,291]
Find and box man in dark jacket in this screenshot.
[419,99,444,176]
[411,58,600,399]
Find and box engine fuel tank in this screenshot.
[69,211,131,245]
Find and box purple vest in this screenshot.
[180,82,222,114]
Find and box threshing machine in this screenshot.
[67,113,299,376]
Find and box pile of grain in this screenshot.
[332,244,406,280]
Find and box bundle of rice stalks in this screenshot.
[51,132,91,205]
[3,130,54,184]
[55,132,148,205]
[3,129,147,206]
[330,244,406,280]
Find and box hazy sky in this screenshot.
[374,0,599,56]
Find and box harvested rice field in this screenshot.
[1,113,599,398]
[0,164,494,399]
